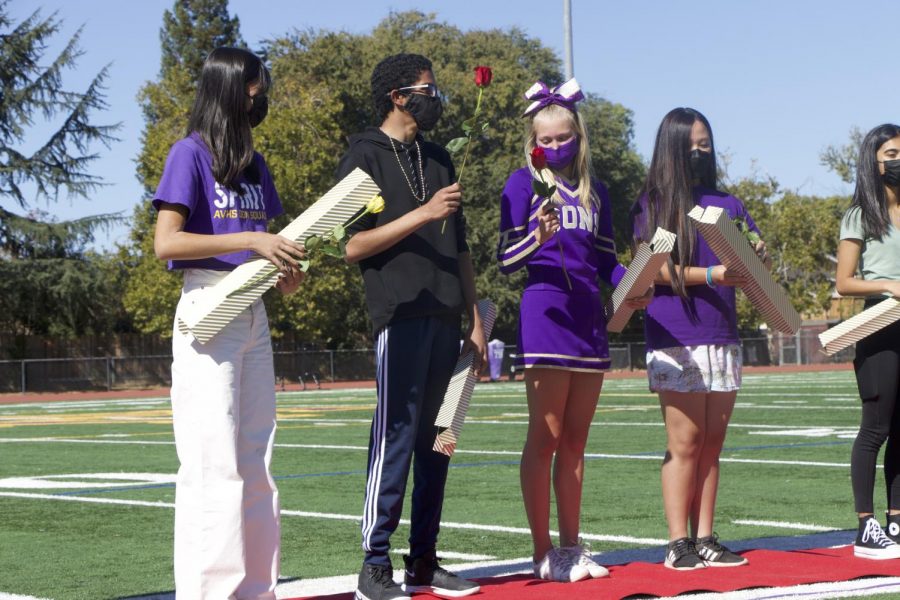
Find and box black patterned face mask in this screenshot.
[881,159,900,187]
[404,93,443,131]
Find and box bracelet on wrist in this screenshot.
[706,266,716,288]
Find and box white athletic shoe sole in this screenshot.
[854,545,900,560]
[402,583,481,597]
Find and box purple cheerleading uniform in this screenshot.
[631,187,760,350]
[152,132,284,271]
[498,167,626,372]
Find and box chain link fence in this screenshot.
[0,331,854,394]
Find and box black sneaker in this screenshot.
[696,533,748,567]
[664,537,706,570]
[355,563,410,600]
[402,552,481,598]
[887,513,900,543]
[854,517,900,560]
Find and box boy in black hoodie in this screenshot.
[337,54,486,600]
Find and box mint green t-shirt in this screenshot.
[840,206,900,282]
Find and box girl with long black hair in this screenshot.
[631,108,768,570]
[153,47,305,599]
[835,123,900,560]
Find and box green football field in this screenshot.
[0,369,894,599]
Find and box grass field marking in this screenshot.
[0,472,176,490]
[748,428,858,438]
[0,491,175,508]
[0,593,53,600]
[597,422,852,431]
[0,408,174,428]
[732,519,839,532]
[280,508,668,545]
[278,443,368,451]
[0,439,862,470]
[0,491,668,548]
[0,437,174,445]
[733,404,858,411]
[0,398,171,410]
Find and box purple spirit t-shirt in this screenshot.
[632,187,760,350]
[497,167,626,292]
[152,133,284,270]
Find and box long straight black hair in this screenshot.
[640,107,717,298]
[187,47,270,190]
[851,123,900,240]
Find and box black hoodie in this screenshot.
[336,127,469,334]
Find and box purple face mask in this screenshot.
[541,136,579,170]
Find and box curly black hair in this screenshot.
[371,53,433,123]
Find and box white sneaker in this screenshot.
[559,542,609,578]
[533,547,590,582]
[855,517,900,559]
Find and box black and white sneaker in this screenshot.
[886,513,900,544]
[355,563,410,600]
[664,537,706,570]
[855,517,900,560]
[402,552,481,598]
[696,533,748,567]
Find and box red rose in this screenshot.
[474,66,493,87]
[530,146,547,170]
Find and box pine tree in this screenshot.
[160,0,242,80]
[0,4,124,338]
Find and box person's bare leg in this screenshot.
[521,368,572,561]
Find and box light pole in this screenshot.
[563,0,574,79]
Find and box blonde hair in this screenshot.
[524,103,596,210]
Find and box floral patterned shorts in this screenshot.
[646,344,742,393]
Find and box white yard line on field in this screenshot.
[732,519,839,532]
[0,491,667,547]
[0,439,861,469]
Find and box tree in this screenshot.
[124,9,647,346]
[122,0,244,335]
[0,5,123,339]
[261,11,646,344]
[160,0,241,79]
[820,127,863,185]
[722,167,849,330]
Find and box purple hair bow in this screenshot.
[522,78,584,116]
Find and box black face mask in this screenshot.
[404,93,443,131]
[882,159,900,187]
[249,95,268,128]
[689,149,711,180]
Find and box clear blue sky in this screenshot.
[11,0,899,249]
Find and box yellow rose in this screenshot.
[366,194,385,214]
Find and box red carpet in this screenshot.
[289,546,900,599]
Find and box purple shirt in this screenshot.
[632,187,760,350]
[497,167,626,292]
[152,133,284,270]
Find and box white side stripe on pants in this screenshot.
[362,326,389,551]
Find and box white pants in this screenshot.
[171,269,280,600]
